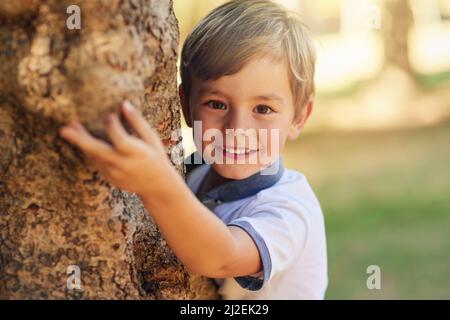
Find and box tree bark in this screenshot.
[0,0,218,299]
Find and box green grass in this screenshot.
[416,70,450,89]
[282,121,450,299]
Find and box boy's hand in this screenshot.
[59,101,173,197]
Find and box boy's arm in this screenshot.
[139,167,262,278]
[59,101,262,279]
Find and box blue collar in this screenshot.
[186,152,285,204]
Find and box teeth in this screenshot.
[224,147,250,154]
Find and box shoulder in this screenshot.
[251,168,323,220]
[236,168,325,248]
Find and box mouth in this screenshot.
[215,146,259,160]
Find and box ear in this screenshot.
[179,84,193,128]
[288,98,314,140]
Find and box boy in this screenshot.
[60,0,327,299]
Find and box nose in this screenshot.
[224,108,249,132]
[223,108,257,147]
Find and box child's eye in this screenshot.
[254,104,274,114]
[206,100,227,110]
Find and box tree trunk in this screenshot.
[0,0,218,299]
[381,0,414,75]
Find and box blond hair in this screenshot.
[180,0,316,114]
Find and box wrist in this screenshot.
[136,161,182,201]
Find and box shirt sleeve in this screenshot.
[226,196,308,291]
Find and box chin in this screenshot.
[211,163,262,180]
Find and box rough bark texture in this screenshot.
[0,0,218,299]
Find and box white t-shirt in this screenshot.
[185,155,328,300]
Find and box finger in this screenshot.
[86,156,117,178]
[121,101,162,146]
[104,113,134,154]
[84,154,98,170]
[85,153,110,169]
[60,122,117,161]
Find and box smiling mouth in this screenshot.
[215,146,259,159]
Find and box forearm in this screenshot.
[138,166,238,277]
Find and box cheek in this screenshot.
[191,118,223,152]
[258,132,286,156]
[193,107,220,130]
[257,121,290,150]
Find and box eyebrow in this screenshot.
[254,93,285,103]
[197,88,231,100]
[198,87,285,104]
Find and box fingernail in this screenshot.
[123,100,134,112]
[59,126,71,137]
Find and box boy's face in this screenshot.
[180,56,313,180]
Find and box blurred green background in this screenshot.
[174,0,450,299]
